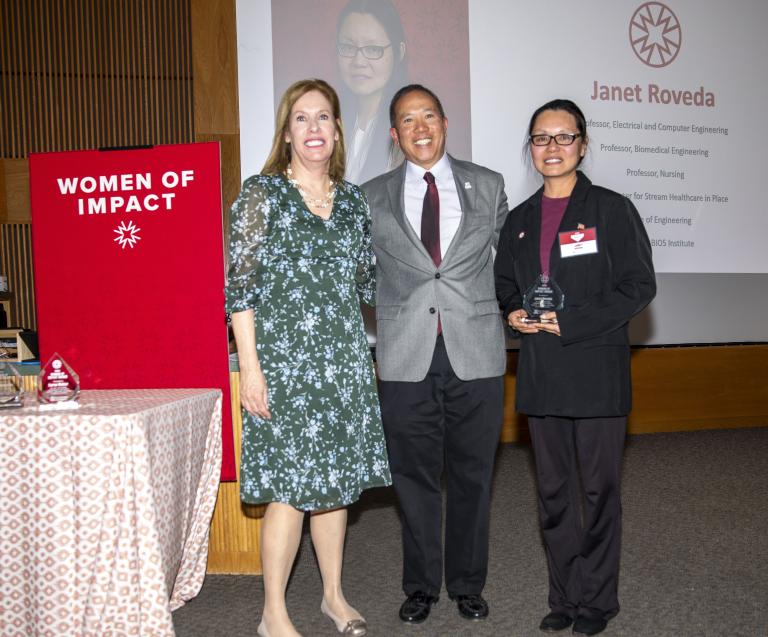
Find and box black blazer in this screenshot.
[495,172,656,417]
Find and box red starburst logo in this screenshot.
[629,2,682,68]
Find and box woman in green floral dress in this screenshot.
[226,79,390,637]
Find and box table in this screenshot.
[0,388,223,637]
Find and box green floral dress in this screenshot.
[225,174,391,510]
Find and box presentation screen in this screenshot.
[471,1,767,275]
[235,0,768,344]
[269,0,471,186]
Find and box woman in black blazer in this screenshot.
[495,100,655,636]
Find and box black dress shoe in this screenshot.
[539,611,573,632]
[449,594,489,620]
[572,616,608,636]
[399,591,438,624]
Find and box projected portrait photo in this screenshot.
[271,0,471,185]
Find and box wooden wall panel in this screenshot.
[501,350,528,442]
[206,372,264,574]
[196,133,241,231]
[0,160,30,223]
[499,345,768,441]
[191,0,241,233]
[628,345,768,433]
[0,0,194,159]
[0,223,36,329]
[190,0,239,137]
[189,0,250,574]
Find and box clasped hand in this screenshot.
[508,309,561,336]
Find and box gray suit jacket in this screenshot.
[362,155,509,382]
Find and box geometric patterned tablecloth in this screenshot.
[0,388,223,637]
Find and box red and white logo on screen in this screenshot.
[629,2,682,68]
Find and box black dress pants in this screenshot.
[378,336,504,597]
[528,415,626,621]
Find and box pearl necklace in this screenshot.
[286,166,335,209]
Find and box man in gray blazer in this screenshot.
[362,84,509,624]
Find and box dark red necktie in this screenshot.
[421,171,442,334]
[421,171,441,266]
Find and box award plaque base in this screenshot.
[0,362,24,408]
[38,400,82,411]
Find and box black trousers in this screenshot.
[378,336,504,597]
[528,415,626,621]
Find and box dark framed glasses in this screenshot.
[529,133,582,146]
[336,42,392,60]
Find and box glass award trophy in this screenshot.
[0,362,24,408]
[523,274,565,322]
[38,353,80,404]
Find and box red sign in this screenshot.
[29,143,236,480]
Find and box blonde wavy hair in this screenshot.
[262,79,346,183]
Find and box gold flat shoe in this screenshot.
[320,598,368,636]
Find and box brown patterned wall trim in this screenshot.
[0,0,194,159]
[0,223,35,329]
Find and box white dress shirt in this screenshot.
[403,153,462,260]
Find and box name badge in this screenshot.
[559,227,598,258]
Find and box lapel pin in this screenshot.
[577,223,585,230]
[464,181,472,189]
[519,231,525,239]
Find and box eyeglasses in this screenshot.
[529,133,582,146]
[337,42,392,60]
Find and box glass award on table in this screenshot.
[522,274,564,323]
[38,353,80,405]
[0,362,24,408]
